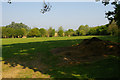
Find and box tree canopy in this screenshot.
[58,26,64,37]
[6,22,29,30]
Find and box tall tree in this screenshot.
[58,26,64,37]
[39,28,47,37]
[28,28,40,37]
[105,1,120,27]
[2,27,15,38]
[21,28,27,36]
[66,29,75,36]
[88,27,97,35]
[77,25,89,36]
[108,20,118,36]
[48,27,55,37]
[2,27,7,38]
[6,22,29,30]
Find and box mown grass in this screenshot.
[1,36,120,79]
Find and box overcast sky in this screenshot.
[2,2,114,30]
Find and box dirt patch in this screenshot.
[51,37,120,65]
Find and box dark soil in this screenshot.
[51,37,120,65]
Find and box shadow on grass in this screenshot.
[2,36,120,79]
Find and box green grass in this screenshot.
[1,36,120,79]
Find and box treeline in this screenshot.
[0,21,119,38]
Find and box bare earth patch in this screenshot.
[51,37,120,65]
[2,61,50,78]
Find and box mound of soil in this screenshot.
[51,37,120,64]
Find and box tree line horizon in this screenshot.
[2,0,119,39]
[0,21,119,38]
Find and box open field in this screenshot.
[1,36,120,79]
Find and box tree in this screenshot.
[88,27,97,35]
[21,28,27,36]
[28,28,40,37]
[96,25,108,35]
[2,27,7,38]
[88,25,109,35]
[68,29,75,35]
[65,29,75,36]
[105,1,120,28]
[58,26,64,37]
[77,25,89,36]
[2,27,15,38]
[6,22,29,30]
[65,31,69,36]
[80,30,86,36]
[14,29,24,38]
[108,20,118,36]
[8,28,15,38]
[96,0,120,28]
[39,28,47,37]
[48,27,55,37]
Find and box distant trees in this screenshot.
[76,25,89,36]
[48,27,55,37]
[107,20,118,36]
[88,25,109,35]
[97,25,109,35]
[65,29,75,37]
[28,28,40,37]
[14,29,23,38]
[21,28,27,36]
[2,22,29,38]
[2,27,15,38]
[39,28,47,37]
[6,22,29,30]
[88,27,97,35]
[1,21,119,38]
[58,26,64,37]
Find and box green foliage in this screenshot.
[21,28,27,36]
[1,22,30,38]
[39,28,47,37]
[58,30,64,37]
[6,22,29,30]
[105,2,120,28]
[58,26,64,37]
[2,27,27,38]
[108,20,118,36]
[1,21,118,38]
[2,27,15,38]
[88,27,97,35]
[79,30,86,36]
[96,25,109,35]
[51,29,55,37]
[66,29,75,36]
[28,28,40,37]
[14,29,22,38]
[2,27,7,38]
[64,31,69,36]
[88,25,109,35]
[77,25,89,36]
[48,27,55,37]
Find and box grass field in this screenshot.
[1,36,120,79]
